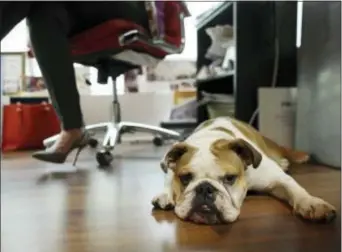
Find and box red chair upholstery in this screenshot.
[70,19,168,58]
[29,1,189,73]
[41,1,191,166]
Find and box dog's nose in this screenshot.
[196,182,217,198]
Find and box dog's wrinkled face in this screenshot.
[161,138,262,225]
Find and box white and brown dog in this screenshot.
[152,117,337,225]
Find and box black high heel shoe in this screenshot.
[32,131,91,165]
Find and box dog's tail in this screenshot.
[280,147,310,164]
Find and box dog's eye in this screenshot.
[223,174,237,185]
[179,173,193,186]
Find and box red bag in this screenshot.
[1,102,61,152]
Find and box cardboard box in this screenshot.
[258,88,297,148]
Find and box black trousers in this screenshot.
[0,2,149,130]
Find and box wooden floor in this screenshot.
[1,144,341,252]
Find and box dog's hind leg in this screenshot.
[261,135,310,165]
[230,118,309,171]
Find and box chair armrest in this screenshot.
[140,1,189,54]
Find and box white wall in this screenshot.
[81,93,173,125]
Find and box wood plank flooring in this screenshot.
[1,145,341,252]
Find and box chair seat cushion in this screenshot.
[70,19,169,58]
[27,2,190,70]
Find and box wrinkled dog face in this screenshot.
[161,139,262,225]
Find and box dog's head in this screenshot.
[160,138,262,225]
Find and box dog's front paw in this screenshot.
[279,158,290,170]
[152,193,174,211]
[294,196,336,222]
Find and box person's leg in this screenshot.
[28,2,148,132]
[27,3,84,131]
[0,2,31,40]
[30,2,150,164]
[27,3,88,164]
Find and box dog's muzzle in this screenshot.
[187,182,223,225]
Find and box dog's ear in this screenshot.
[160,142,196,173]
[212,138,262,168]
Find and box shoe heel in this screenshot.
[72,144,87,166]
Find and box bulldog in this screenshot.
[152,117,337,225]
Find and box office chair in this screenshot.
[39,1,190,166]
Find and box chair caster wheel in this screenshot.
[153,136,164,147]
[96,150,113,167]
[88,138,99,148]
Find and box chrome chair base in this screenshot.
[43,121,181,167]
[43,78,181,167]
[43,121,181,149]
